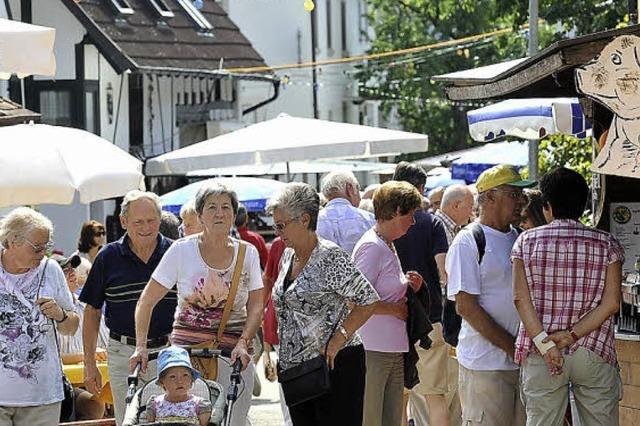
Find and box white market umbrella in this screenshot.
[467,98,590,142]
[0,18,56,79]
[0,123,144,206]
[146,114,428,176]
[186,159,396,177]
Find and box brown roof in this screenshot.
[61,0,271,79]
[0,97,40,126]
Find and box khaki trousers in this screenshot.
[458,365,525,426]
[107,337,162,426]
[520,347,621,426]
[0,402,61,426]
[363,351,405,426]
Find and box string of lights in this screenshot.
[226,22,533,73]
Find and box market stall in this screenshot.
[434,24,640,424]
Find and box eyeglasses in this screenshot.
[24,239,54,254]
[272,218,297,233]
[492,188,524,200]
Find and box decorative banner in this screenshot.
[576,35,640,178]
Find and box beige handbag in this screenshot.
[191,243,247,380]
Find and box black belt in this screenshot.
[109,331,168,349]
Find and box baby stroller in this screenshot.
[122,348,244,426]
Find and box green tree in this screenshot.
[358,0,628,158]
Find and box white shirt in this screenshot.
[152,236,263,346]
[58,296,109,356]
[0,256,74,406]
[446,224,520,371]
[316,198,375,255]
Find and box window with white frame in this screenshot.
[109,0,134,15]
[146,0,174,18]
[176,0,213,32]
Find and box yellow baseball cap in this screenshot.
[475,164,536,193]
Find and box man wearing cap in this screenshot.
[446,165,535,426]
[80,191,177,426]
[51,252,109,420]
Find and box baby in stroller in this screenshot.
[123,346,226,426]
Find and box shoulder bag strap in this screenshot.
[216,242,247,344]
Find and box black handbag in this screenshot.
[277,307,345,407]
[37,260,76,422]
[278,354,331,407]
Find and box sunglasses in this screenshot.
[94,230,106,236]
[24,239,54,254]
[272,218,297,233]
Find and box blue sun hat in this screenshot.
[156,346,200,384]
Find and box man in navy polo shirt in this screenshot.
[80,191,177,426]
[393,162,451,426]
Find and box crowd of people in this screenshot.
[0,162,623,426]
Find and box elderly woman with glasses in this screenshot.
[131,184,264,426]
[0,207,79,425]
[268,182,379,426]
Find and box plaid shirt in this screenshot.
[511,219,624,366]
[435,210,459,245]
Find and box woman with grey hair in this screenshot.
[0,207,79,425]
[268,182,379,426]
[132,183,263,426]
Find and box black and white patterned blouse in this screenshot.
[272,238,379,370]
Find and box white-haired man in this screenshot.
[317,171,375,255]
[80,190,176,425]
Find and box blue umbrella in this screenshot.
[425,169,466,191]
[160,177,286,215]
[450,141,529,183]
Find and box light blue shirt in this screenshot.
[317,198,375,255]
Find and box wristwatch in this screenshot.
[338,325,350,341]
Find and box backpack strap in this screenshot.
[467,223,486,265]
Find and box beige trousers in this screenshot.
[363,350,405,426]
[0,402,61,426]
[520,347,621,426]
[458,365,525,426]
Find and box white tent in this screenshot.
[146,114,428,176]
[0,123,144,207]
[0,18,56,79]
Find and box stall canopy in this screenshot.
[146,113,428,176]
[0,18,56,78]
[0,123,144,206]
[451,140,528,183]
[467,98,590,142]
[160,177,286,214]
[186,159,395,177]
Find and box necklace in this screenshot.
[374,227,395,253]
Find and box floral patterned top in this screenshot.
[145,394,211,425]
[272,238,379,370]
[0,255,74,406]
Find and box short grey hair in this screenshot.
[0,207,53,247]
[267,182,320,231]
[320,171,358,199]
[121,190,162,218]
[179,199,197,219]
[195,183,239,216]
[441,185,471,209]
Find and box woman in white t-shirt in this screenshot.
[0,207,79,426]
[131,184,264,426]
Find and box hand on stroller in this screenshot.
[230,338,251,371]
[130,346,149,375]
